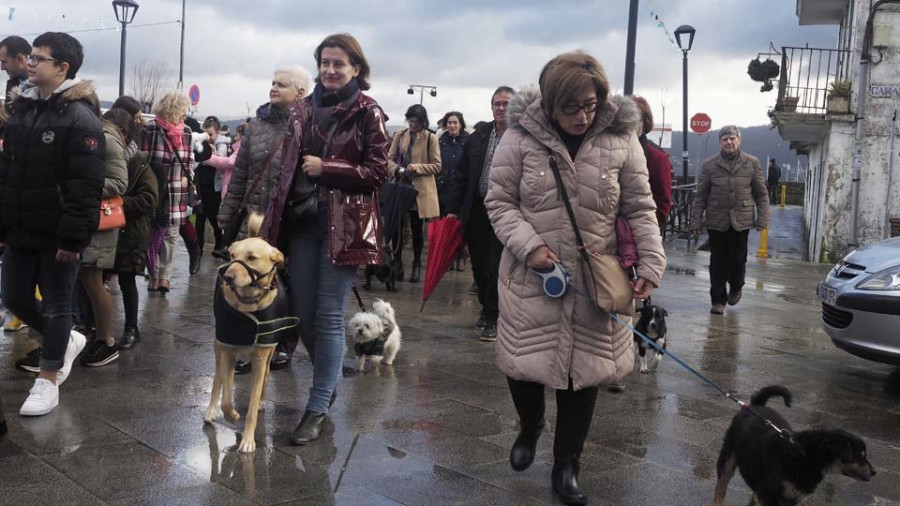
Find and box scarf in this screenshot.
[155,116,186,151]
[306,79,361,158]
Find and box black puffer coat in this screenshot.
[0,79,105,251]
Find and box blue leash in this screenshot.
[606,308,795,442]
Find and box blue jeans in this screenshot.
[288,227,357,414]
[1,246,79,371]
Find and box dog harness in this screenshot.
[353,319,394,357]
[214,275,299,348]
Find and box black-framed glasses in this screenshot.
[26,54,58,65]
[561,101,600,115]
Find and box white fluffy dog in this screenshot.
[347,298,401,371]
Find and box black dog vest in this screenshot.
[214,280,299,348]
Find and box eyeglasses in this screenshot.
[26,54,58,66]
[492,101,510,109]
[561,101,600,115]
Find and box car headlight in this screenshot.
[856,265,900,290]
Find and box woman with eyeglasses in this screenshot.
[386,104,441,282]
[484,52,666,505]
[259,33,389,444]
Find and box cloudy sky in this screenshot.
[11,0,836,129]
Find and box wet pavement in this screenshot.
[2,229,900,505]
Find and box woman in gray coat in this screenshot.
[77,112,129,368]
[217,66,310,372]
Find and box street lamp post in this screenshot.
[407,84,437,105]
[112,0,139,98]
[674,24,695,183]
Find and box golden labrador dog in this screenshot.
[204,214,298,453]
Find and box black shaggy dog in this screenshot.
[714,385,876,506]
[363,250,400,292]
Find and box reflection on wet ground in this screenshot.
[1,232,898,505]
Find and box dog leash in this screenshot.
[606,309,796,444]
[351,286,367,313]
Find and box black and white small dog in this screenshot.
[714,385,876,506]
[634,302,668,374]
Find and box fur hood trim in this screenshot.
[507,85,642,137]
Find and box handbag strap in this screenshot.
[238,135,285,209]
[547,154,592,267]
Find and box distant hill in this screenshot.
[664,125,807,182]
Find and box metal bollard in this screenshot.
[780,184,787,208]
[756,227,769,258]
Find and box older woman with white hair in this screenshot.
[218,66,311,372]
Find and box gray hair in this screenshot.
[274,66,312,97]
[718,125,741,139]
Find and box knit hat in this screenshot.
[718,125,741,139]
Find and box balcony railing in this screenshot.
[775,46,851,114]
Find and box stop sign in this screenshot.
[690,113,711,133]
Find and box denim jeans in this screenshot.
[1,246,79,371]
[287,220,358,414]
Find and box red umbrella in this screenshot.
[616,215,638,277]
[421,216,466,311]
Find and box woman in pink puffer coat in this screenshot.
[485,52,666,505]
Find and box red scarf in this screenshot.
[155,116,185,151]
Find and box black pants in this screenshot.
[391,211,424,265]
[118,271,139,330]
[196,184,222,251]
[466,199,502,321]
[708,227,750,305]
[767,183,779,205]
[507,377,599,460]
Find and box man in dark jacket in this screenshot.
[691,126,769,315]
[446,86,514,341]
[0,35,30,110]
[0,32,105,416]
[767,158,782,204]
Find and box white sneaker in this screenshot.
[19,378,59,416]
[57,330,87,385]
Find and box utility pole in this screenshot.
[178,0,186,90]
[623,0,639,95]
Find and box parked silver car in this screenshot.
[818,237,900,365]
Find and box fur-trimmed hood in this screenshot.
[13,78,98,109]
[507,85,642,140]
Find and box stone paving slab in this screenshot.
[1,236,899,505]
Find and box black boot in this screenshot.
[510,418,545,471]
[409,261,421,283]
[290,410,327,445]
[551,381,598,506]
[117,327,141,351]
[506,377,546,472]
[552,453,587,505]
[189,245,202,275]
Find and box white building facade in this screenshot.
[772,0,900,262]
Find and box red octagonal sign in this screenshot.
[690,113,711,134]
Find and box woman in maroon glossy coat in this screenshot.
[260,33,390,444]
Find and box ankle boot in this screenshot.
[552,452,587,505]
[409,261,421,283]
[290,410,327,445]
[510,418,545,471]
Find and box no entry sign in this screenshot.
[188,84,201,106]
[690,113,711,134]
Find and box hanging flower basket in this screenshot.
[748,58,780,93]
